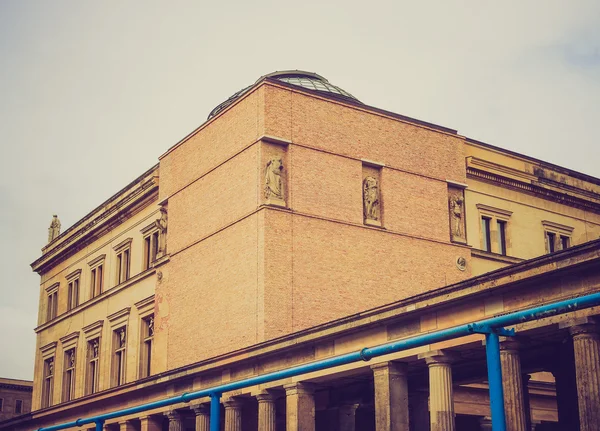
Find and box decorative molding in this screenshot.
[361,158,385,168]
[467,157,537,183]
[476,204,513,218]
[113,237,133,252]
[45,282,59,294]
[140,221,159,235]
[59,332,80,346]
[65,269,82,281]
[135,295,155,314]
[82,320,104,337]
[446,180,468,189]
[542,220,574,235]
[471,248,524,264]
[259,135,292,146]
[107,307,131,323]
[88,254,106,268]
[40,342,57,354]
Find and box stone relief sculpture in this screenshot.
[69,351,75,367]
[155,208,168,258]
[91,340,99,358]
[264,157,285,205]
[148,316,154,336]
[449,195,464,238]
[47,215,61,243]
[363,176,380,224]
[118,328,126,348]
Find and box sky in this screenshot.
[0,1,599,380]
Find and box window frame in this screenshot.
[107,307,130,387]
[135,295,155,379]
[140,224,160,271]
[40,342,56,409]
[542,220,574,254]
[45,283,59,322]
[14,399,23,414]
[88,254,106,301]
[66,269,81,312]
[82,320,103,396]
[113,239,133,286]
[476,204,513,256]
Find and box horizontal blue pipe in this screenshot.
[38,291,600,431]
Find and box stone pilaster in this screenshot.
[499,340,528,431]
[139,415,162,431]
[192,404,210,431]
[421,351,456,431]
[338,403,359,431]
[569,323,600,431]
[118,420,136,431]
[371,362,409,431]
[223,399,243,431]
[256,392,276,431]
[284,382,316,431]
[165,410,183,431]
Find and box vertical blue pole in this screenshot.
[485,332,507,431]
[94,420,104,431]
[210,393,221,431]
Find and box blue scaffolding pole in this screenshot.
[37,291,600,431]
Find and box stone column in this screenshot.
[139,415,162,431]
[192,404,210,431]
[569,323,600,431]
[165,410,183,431]
[371,362,409,431]
[223,399,243,431]
[118,420,136,431]
[338,403,359,431]
[256,392,277,431]
[284,382,316,431]
[421,351,456,431]
[499,340,528,431]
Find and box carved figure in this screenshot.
[264,157,284,201]
[148,317,154,336]
[155,208,168,257]
[48,358,54,375]
[450,196,464,238]
[69,351,75,367]
[47,215,61,243]
[91,340,99,358]
[118,328,126,347]
[363,177,380,221]
[456,256,467,271]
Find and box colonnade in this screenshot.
[102,321,600,431]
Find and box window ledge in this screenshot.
[471,249,524,265]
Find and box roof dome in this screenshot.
[207,70,361,120]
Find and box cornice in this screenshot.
[31,166,159,274]
[135,295,155,311]
[107,307,131,322]
[113,237,133,252]
[542,220,574,234]
[45,282,59,293]
[65,269,82,281]
[40,342,57,353]
[82,320,104,335]
[88,254,106,268]
[59,331,80,345]
[475,204,513,218]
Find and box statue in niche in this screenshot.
[264,157,284,203]
[47,215,61,243]
[148,316,154,336]
[363,176,380,222]
[155,207,168,258]
[449,195,464,239]
[118,328,126,347]
[69,351,75,367]
[48,358,54,375]
[91,340,99,358]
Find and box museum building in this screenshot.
[2,71,600,431]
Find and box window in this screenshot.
[46,283,59,322]
[112,328,127,386]
[0,398,3,411]
[481,217,492,252]
[497,220,507,256]
[542,221,573,254]
[62,349,76,402]
[88,254,105,300]
[86,338,100,395]
[15,399,22,414]
[66,270,81,311]
[113,239,132,285]
[476,204,513,256]
[42,357,54,408]
[140,315,154,378]
[142,229,160,270]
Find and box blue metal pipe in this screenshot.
[210,393,221,431]
[94,420,103,431]
[37,291,600,431]
[485,332,507,431]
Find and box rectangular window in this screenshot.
[560,235,570,250]
[140,315,154,378]
[90,265,104,299]
[497,220,507,256]
[62,349,76,402]
[546,232,556,253]
[46,290,58,322]
[15,399,22,414]
[143,232,160,270]
[67,279,79,311]
[116,250,130,285]
[42,358,54,408]
[86,339,100,395]
[112,328,127,386]
[481,217,492,252]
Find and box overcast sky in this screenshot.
[1,1,599,380]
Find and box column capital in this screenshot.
[255,390,277,403]
[165,410,181,421]
[370,360,408,375]
[283,382,316,395]
[499,338,522,352]
[223,398,244,409]
[191,403,210,415]
[419,350,459,365]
